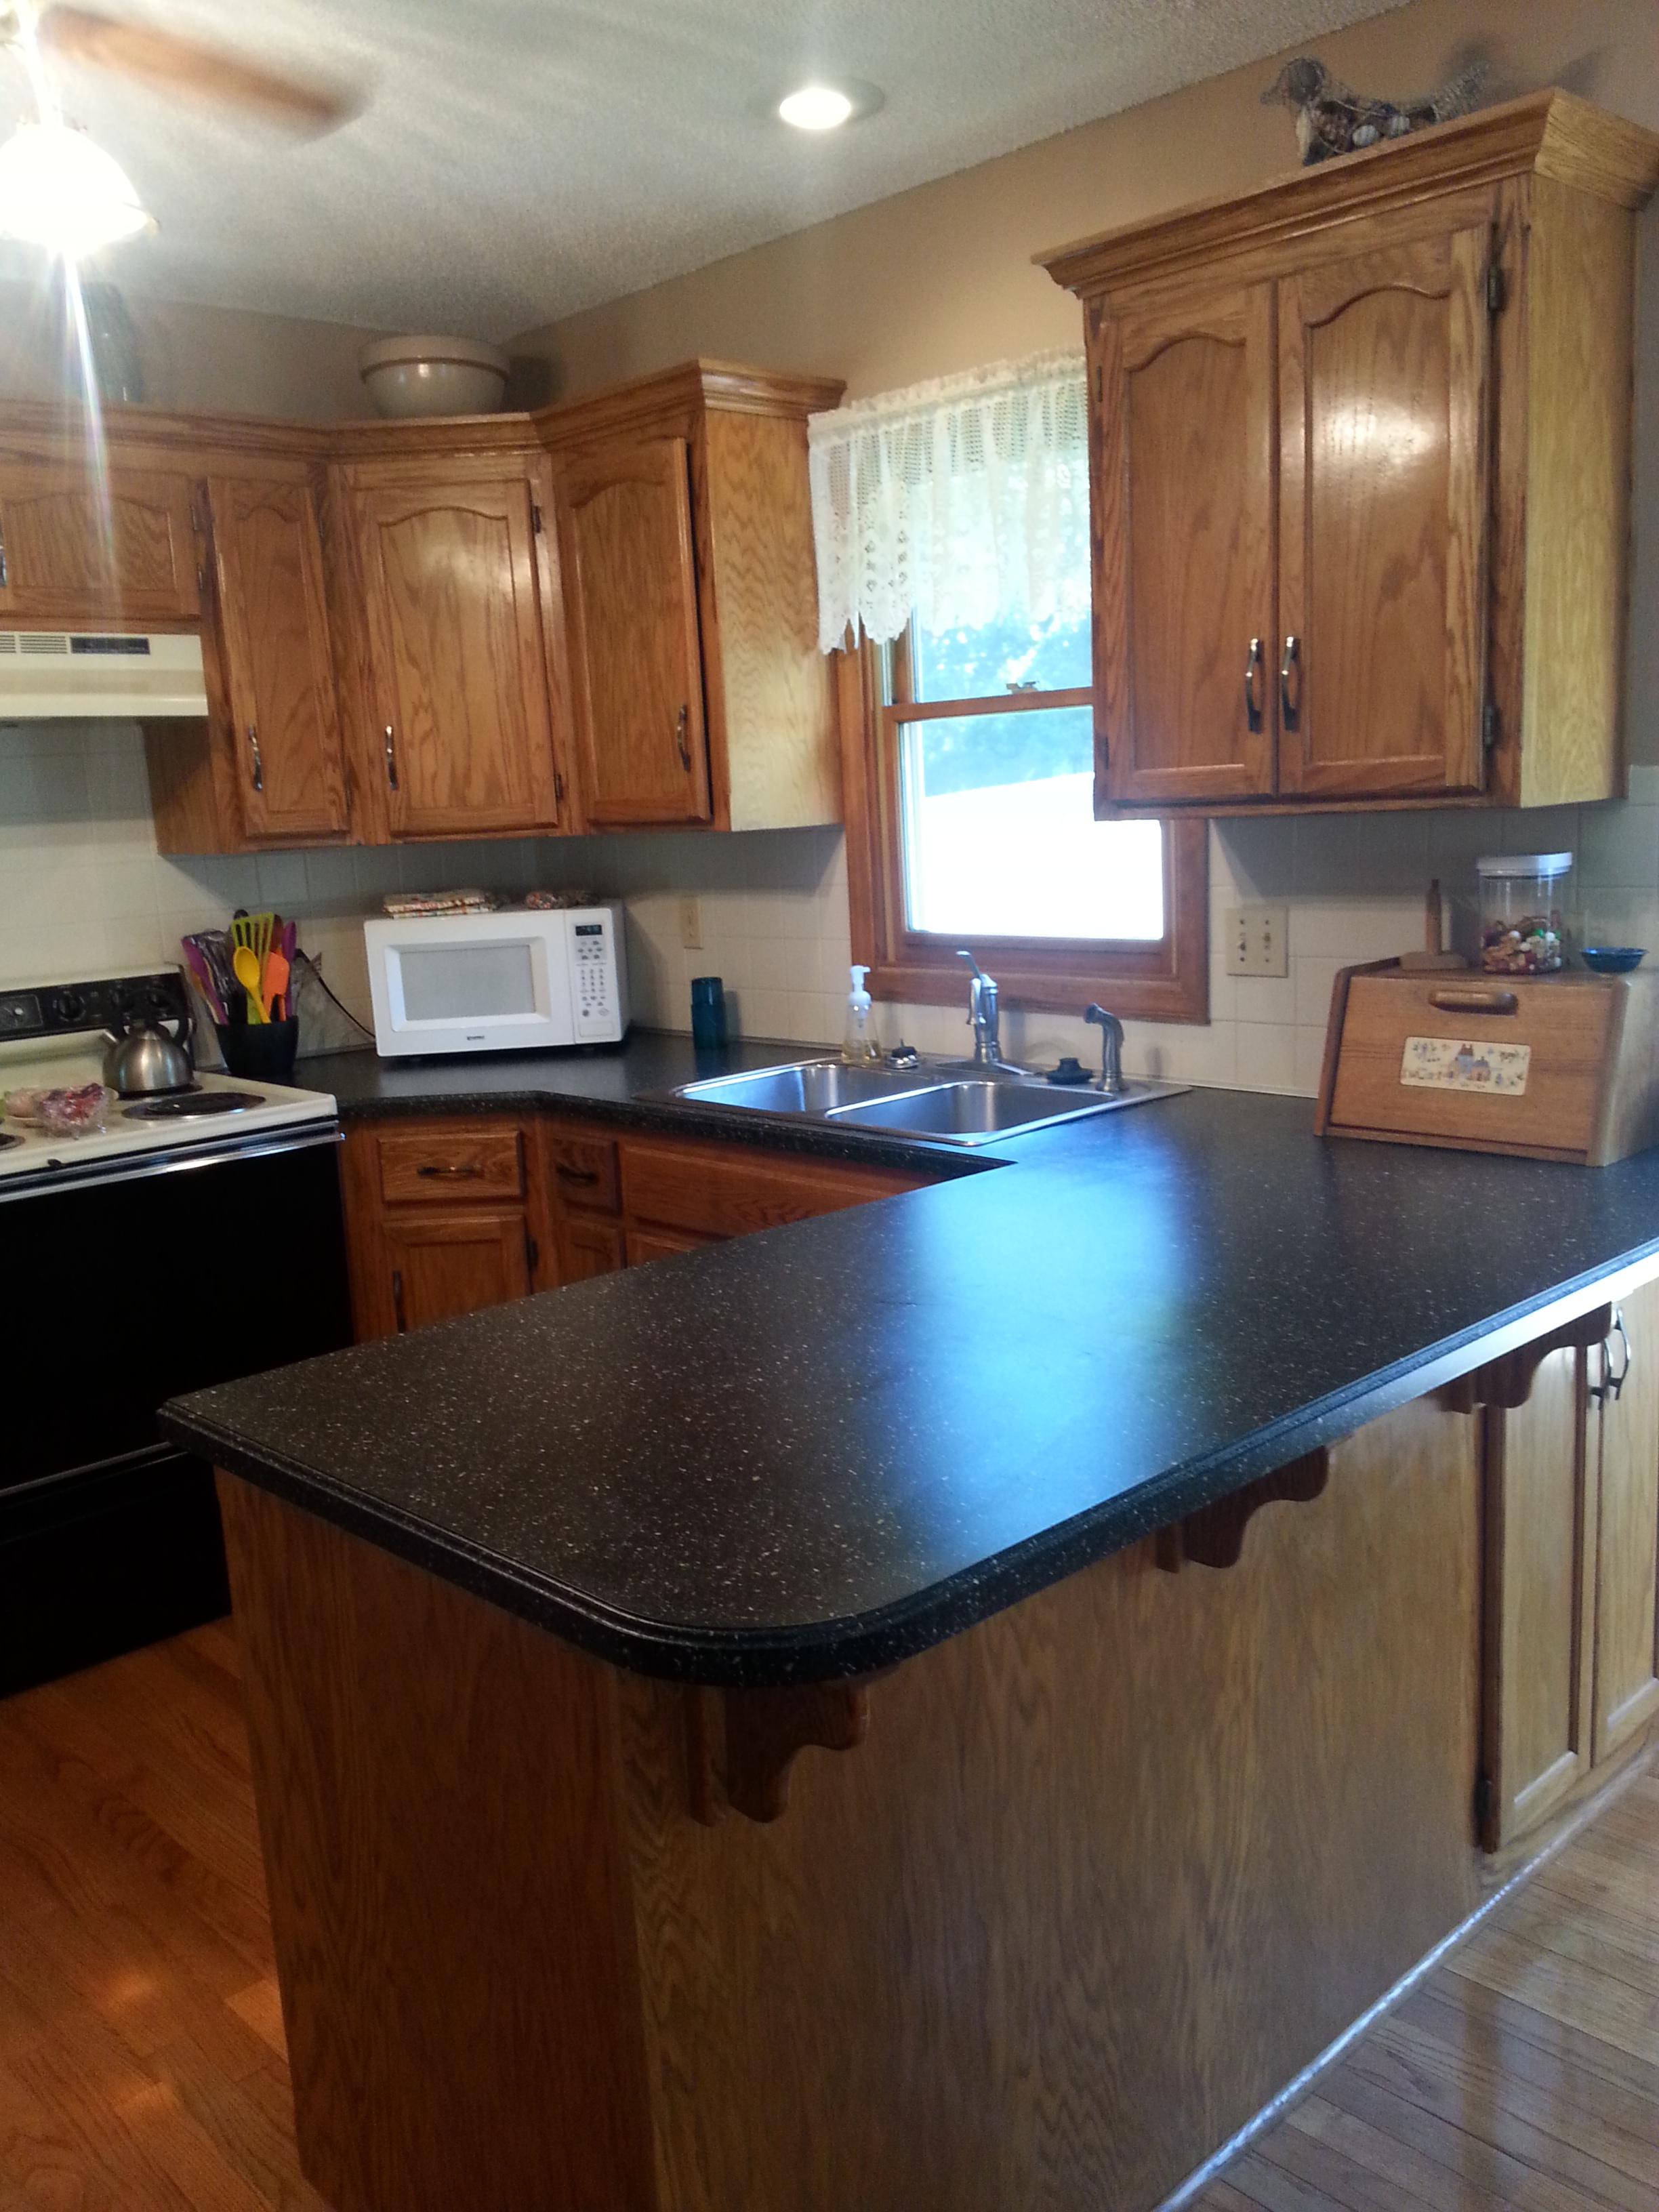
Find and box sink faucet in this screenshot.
[958,950,1007,1069]
[1085,1004,1126,1096]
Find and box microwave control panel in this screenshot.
[571,914,623,1041]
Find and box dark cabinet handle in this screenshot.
[245,722,264,794]
[1593,1310,1632,1405]
[556,1162,600,1185]
[675,704,692,771]
[416,1162,483,1179]
[1279,636,1300,731]
[383,723,400,792]
[1429,989,1518,1016]
[392,1268,407,1334]
[1244,637,1263,733]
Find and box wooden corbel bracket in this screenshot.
[687,1677,876,1825]
[1437,1304,1612,1413]
[1153,1447,1330,1574]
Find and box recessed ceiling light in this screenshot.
[777,80,882,131]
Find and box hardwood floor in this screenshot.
[0,1626,1654,2211]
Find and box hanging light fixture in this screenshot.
[0,115,154,256]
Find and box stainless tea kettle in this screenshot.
[102,1007,194,1096]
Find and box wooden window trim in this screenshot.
[838,641,1209,1024]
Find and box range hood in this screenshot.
[0,629,208,720]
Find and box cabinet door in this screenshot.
[0,464,199,622]
[1482,1343,1598,1847]
[207,475,348,840]
[354,470,562,836]
[560,1215,626,1282]
[554,434,712,826]
[383,1210,533,1335]
[1092,285,1277,806]
[1592,1281,1659,1763]
[1277,225,1491,799]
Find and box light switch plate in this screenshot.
[678,896,702,951]
[1225,903,1289,978]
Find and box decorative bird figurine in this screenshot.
[1261,56,1488,164]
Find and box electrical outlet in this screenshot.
[678,895,701,951]
[1225,903,1289,978]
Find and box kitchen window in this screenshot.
[815,352,1207,1023]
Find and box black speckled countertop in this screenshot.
[162,1040,1659,1687]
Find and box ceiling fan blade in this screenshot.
[35,5,361,133]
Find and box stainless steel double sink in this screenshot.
[657,1057,1185,1147]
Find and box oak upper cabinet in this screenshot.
[1091,283,1275,806]
[1277,227,1490,800]
[0,460,199,624]
[1046,92,1659,815]
[554,432,712,825]
[546,363,845,833]
[203,472,350,841]
[341,451,569,839]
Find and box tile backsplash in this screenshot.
[5,718,1658,1096]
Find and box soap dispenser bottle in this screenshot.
[842,965,880,1066]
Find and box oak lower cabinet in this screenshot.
[337,451,570,840]
[1475,1276,1659,1849]
[547,363,845,833]
[0,459,200,623]
[1045,91,1659,813]
[341,1117,553,1341]
[343,1111,938,1339]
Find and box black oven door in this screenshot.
[1,1130,351,1696]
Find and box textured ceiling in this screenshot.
[0,0,1408,340]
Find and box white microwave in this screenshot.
[363,905,630,1058]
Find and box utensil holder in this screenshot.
[216,1018,298,1084]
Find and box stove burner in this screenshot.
[122,1090,266,1121]
[0,1131,24,1151]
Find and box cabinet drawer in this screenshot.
[375,1126,526,1205]
[545,1130,620,1213]
[622,1141,917,1240]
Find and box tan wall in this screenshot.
[508,0,1658,771]
[508,0,1656,400]
[0,279,388,419]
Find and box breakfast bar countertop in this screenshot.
[162,1042,1659,1685]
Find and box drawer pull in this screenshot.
[392,1268,407,1334]
[246,722,264,794]
[556,1163,600,1185]
[675,703,692,771]
[1279,634,1300,731]
[383,723,400,792]
[416,1162,484,1179]
[1429,989,1518,1015]
[1592,1310,1633,1406]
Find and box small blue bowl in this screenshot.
[1581,947,1647,975]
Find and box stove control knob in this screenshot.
[48,987,86,1027]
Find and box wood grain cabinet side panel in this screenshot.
[617,1393,1481,2212]
[216,1477,659,2212]
[1277,224,1492,800]
[205,473,350,841]
[1094,282,1277,806]
[553,434,713,827]
[0,462,199,623]
[697,407,840,830]
[1592,1277,1659,1763]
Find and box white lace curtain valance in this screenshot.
[807,349,1090,655]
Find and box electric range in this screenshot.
[1,966,352,1697]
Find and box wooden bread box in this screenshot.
[1316,960,1659,1166]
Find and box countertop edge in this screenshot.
[163,1241,1659,1687]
